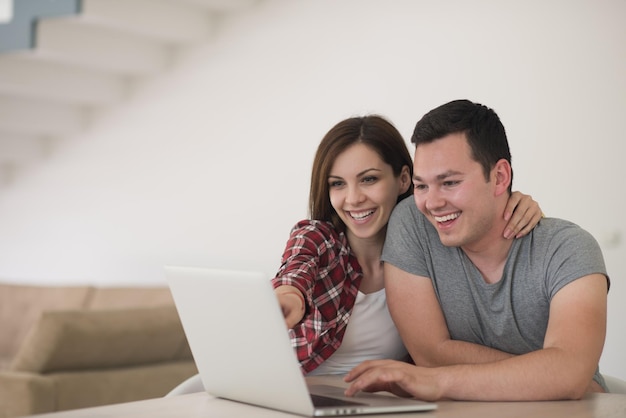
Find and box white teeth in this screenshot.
[350,210,374,220]
[434,212,460,222]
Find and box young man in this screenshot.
[344,99,610,401]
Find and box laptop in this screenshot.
[165,266,437,416]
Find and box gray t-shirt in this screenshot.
[382,197,609,390]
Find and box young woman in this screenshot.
[272,115,542,375]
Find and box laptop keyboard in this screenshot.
[310,394,366,407]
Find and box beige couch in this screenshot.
[0,282,198,418]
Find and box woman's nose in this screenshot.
[346,185,365,205]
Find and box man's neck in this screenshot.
[461,229,514,285]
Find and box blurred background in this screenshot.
[0,0,624,379]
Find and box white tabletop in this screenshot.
[27,375,626,418]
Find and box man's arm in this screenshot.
[348,273,608,401]
[442,273,607,400]
[385,263,513,366]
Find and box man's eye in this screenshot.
[443,180,460,187]
[414,184,426,191]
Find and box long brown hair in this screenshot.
[309,115,413,232]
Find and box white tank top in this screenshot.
[307,288,407,376]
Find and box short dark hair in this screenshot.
[411,99,513,193]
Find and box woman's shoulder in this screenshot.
[289,219,346,244]
[291,219,336,233]
[281,219,351,264]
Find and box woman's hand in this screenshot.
[274,285,306,328]
[503,192,543,239]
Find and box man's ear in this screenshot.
[399,165,412,194]
[492,159,512,197]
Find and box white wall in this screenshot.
[0,0,624,379]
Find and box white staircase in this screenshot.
[0,0,260,185]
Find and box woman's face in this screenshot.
[328,143,410,241]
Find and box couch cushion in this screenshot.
[0,370,56,417]
[10,306,192,373]
[86,287,175,310]
[0,283,92,369]
[52,361,198,412]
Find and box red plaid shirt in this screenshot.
[271,220,362,374]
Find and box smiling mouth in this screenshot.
[349,210,375,220]
[434,212,460,223]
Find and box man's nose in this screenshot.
[424,189,445,212]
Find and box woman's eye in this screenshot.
[362,176,377,184]
[329,180,344,188]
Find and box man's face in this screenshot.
[412,132,499,250]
